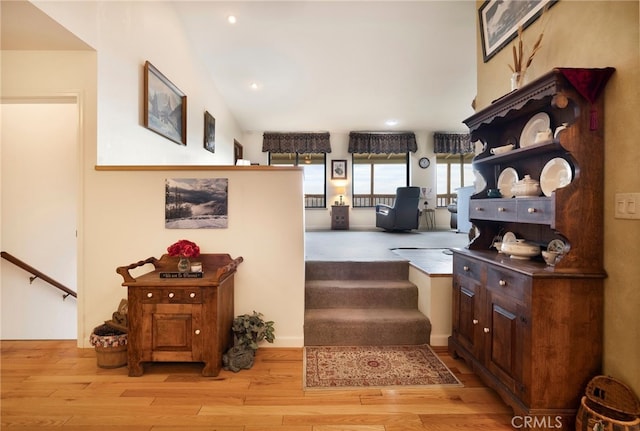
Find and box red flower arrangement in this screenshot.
[167,239,200,258]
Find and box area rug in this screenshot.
[303,344,462,389]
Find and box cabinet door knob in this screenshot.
[483,327,490,333]
[528,207,537,213]
[473,319,479,325]
[498,207,505,212]
[474,207,483,211]
[168,292,175,298]
[190,292,196,298]
[463,265,470,272]
[147,292,153,298]
[499,279,507,286]
[194,329,201,335]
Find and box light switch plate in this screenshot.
[615,193,640,219]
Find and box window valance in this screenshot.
[433,132,473,154]
[348,132,417,154]
[262,132,331,154]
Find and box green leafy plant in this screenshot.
[231,311,275,351]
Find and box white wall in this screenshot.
[1,10,306,347]
[33,0,244,166]
[85,166,305,348]
[1,101,79,339]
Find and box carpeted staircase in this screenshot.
[304,260,431,346]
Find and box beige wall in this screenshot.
[475,0,640,394]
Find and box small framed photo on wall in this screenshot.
[204,111,215,153]
[331,160,347,179]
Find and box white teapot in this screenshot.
[512,174,541,197]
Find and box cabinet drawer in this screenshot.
[486,267,529,301]
[141,288,203,304]
[454,255,484,280]
[469,201,497,219]
[516,198,553,224]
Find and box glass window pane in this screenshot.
[373,164,405,194]
[353,164,371,194]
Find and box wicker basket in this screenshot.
[576,376,640,431]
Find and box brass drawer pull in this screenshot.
[499,279,507,286]
[190,292,196,298]
[528,207,537,213]
[483,327,490,333]
[498,207,506,212]
[147,292,153,298]
[194,329,201,335]
[168,292,175,298]
[473,319,479,325]
[463,265,470,272]
[474,207,484,211]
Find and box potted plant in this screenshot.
[222,311,275,372]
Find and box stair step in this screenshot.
[305,279,418,309]
[304,308,431,346]
[306,260,409,281]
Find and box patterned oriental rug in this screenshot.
[303,344,462,389]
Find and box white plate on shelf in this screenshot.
[519,112,551,148]
[497,167,519,198]
[473,169,487,194]
[540,158,573,196]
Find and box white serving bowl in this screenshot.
[501,240,541,259]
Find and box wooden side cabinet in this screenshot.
[331,205,349,230]
[117,253,243,377]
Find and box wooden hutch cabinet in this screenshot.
[117,253,243,377]
[449,68,614,429]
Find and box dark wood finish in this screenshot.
[449,69,611,430]
[117,253,243,377]
[331,205,349,230]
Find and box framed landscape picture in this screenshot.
[479,0,557,63]
[204,111,215,153]
[165,178,228,229]
[144,61,187,145]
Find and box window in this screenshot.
[270,153,326,208]
[435,153,474,207]
[351,153,409,207]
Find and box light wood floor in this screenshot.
[1,341,515,430]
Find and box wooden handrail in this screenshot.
[1,251,77,300]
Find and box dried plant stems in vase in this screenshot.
[508,6,548,91]
[509,27,543,90]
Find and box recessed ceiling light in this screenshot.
[227,15,237,24]
[385,119,398,126]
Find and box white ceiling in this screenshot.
[2,0,477,134]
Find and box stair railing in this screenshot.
[1,251,77,300]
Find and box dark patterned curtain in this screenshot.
[433,132,473,154]
[348,132,417,154]
[262,132,331,153]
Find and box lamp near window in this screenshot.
[336,186,346,205]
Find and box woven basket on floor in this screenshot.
[576,376,640,431]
